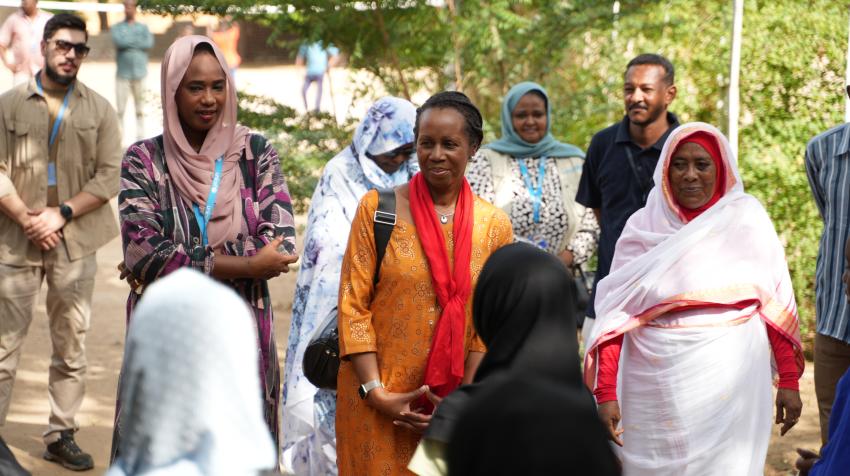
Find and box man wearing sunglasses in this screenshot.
[0,13,121,472]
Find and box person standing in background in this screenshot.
[209,17,240,82]
[0,14,122,471]
[177,23,194,38]
[0,0,52,86]
[296,41,338,113]
[466,81,598,322]
[805,88,850,446]
[111,0,152,142]
[281,97,418,476]
[575,53,679,348]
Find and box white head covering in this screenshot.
[349,96,417,188]
[109,269,276,476]
[583,122,803,388]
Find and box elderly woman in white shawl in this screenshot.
[107,269,277,476]
[280,96,417,475]
[584,123,804,475]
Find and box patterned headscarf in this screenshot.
[350,96,417,188]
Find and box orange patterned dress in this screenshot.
[336,188,513,476]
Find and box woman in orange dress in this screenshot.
[335,91,514,475]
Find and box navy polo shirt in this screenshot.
[576,112,679,318]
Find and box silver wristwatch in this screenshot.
[358,379,384,399]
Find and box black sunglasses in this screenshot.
[366,145,415,160]
[50,39,90,58]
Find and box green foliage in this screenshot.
[237,93,356,213]
[741,159,822,341]
[734,0,846,339]
[166,0,847,341]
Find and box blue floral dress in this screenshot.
[280,97,418,475]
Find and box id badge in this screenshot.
[529,232,548,251]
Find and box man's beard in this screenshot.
[45,62,76,86]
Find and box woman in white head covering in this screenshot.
[280,96,417,475]
[106,268,277,476]
[584,122,804,475]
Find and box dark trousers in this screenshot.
[814,333,850,445]
[302,73,324,112]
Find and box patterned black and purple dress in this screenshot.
[111,133,296,459]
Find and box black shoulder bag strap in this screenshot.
[373,188,397,285]
[623,145,653,203]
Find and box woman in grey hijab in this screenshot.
[106,269,277,476]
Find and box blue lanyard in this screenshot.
[35,75,73,148]
[192,157,224,247]
[518,157,547,223]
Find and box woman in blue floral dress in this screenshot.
[281,97,417,475]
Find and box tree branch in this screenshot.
[373,4,412,99]
[446,0,464,90]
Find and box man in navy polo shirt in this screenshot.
[576,53,679,344]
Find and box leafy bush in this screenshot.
[237,93,356,213]
[742,158,821,340]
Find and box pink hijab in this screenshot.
[161,35,250,249]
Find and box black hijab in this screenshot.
[471,243,581,383]
[425,243,582,442]
[446,376,619,476]
[441,244,619,475]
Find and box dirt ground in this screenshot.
[0,62,823,475]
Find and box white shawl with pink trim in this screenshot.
[583,122,803,389]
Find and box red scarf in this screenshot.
[409,172,474,405]
[673,131,727,222]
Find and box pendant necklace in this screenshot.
[436,207,455,224]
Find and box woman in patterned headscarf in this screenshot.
[281,96,419,475]
[114,36,297,460]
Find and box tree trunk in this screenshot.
[373,5,412,100]
[728,0,744,158]
[446,0,463,90]
[98,0,109,32]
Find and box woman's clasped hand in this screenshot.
[361,385,443,433]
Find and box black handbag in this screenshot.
[301,188,396,390]
[301,306,341,389]
[571,265,593,316]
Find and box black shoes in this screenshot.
[43,430,93,471]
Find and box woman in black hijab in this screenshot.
[407,243,618,475]
[448,375,616,476]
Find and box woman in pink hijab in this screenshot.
[584,122,804,475]
[112,36,298,460]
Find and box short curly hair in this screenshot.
[414,91,484,149]
[625,53,674,85]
